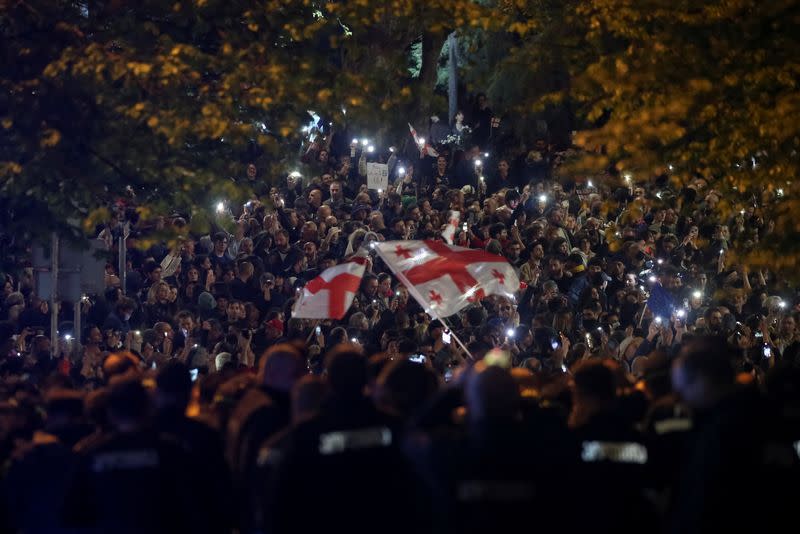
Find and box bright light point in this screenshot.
[740,210,746,215]
[588,180,593,188]
[538,194,547,203]
[484,152,489,158]
[64,334,72,341]
[657,259,663,264]
[479,175,485,182]
[367,145,374,153]
[668,164,674,171]
[656,192,662,199]
[779,301,787,309]
[377,188,383,193]
[389,147,395,152]
[351,337,358,343]
[693,291,702,299]
[719,249,724,255]
[676,309,686,318]
[655,316,662,324]
[623,172,632,182]
[398,167,406,175]
[216,201,224,213]
[506,328,515,338]
[361,139,369,146]
[648,275,656,283]
[777,188,784,196]
[474,159,482,166]
[418,137,425,146]
[352,138,358,144]
[369,242,377,249]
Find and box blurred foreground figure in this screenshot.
[670,336,800,534]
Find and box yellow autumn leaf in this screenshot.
[40,129,62,148]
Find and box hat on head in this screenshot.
[197,292,217,320]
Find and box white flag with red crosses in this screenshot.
[292,256,367,319]
[374,240,519,318]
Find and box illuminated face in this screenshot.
[247,164,257,179]
[379,277,392,294]
[156,284,170,301]
[178,315,194,333]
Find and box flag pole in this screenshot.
[637,301,648,328]
[436,316,473,362]
[371,243,474,361]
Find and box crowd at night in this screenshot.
[1,93,799,533]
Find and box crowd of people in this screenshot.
[1,99,799,533]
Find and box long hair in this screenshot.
[146,281,170,305]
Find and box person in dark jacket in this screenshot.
[62,376,209,534]
[226,343,306,532]
[263,345,426,534]
[669,336,800,534]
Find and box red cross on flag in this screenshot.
[292,256,367,319]
[374,240,519,318]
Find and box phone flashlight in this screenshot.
[506,328,515,339]
[442,331,452,345]
[676,309,686,318]
[315,326,322,335]
[655,316,663,324]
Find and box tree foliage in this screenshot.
[0,0,499,242]
[522,0,800,273]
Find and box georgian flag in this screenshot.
[292,255,367,319]
[374,240,519,318]
[408,123,439,158]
